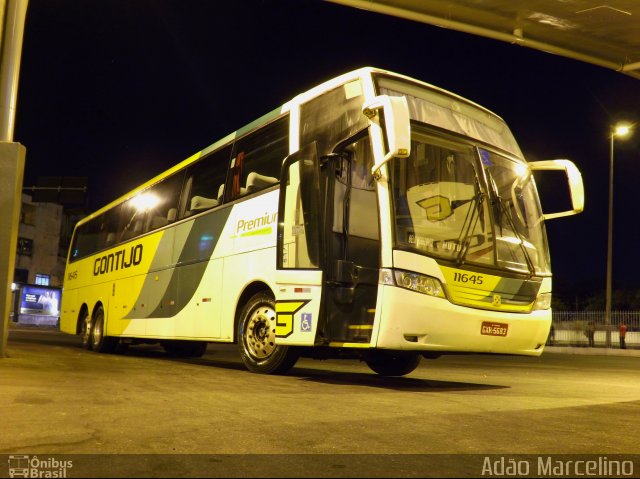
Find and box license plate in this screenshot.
[481,321,508,337]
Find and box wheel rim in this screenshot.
[244,304,277,360]
[91,312,103,349]
[81,315,92,348]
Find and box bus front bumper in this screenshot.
[374,284,551,356]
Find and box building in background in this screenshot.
[14,193,66,287]
[11,181,87,326]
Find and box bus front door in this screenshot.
[320,135,380,346]
[275,143,325,347]
[276,140,381,348]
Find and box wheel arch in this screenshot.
[233,281,274,343]
[91,301,105,319]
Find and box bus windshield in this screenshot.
[389,128,550,275]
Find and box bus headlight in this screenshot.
[533,292,552,310]
[394,270,446,298]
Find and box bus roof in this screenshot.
[77,66,507,225]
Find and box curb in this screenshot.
[544,346,640,357]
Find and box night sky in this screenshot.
[14,0,640,304]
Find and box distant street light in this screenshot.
[615,124,631,137]
[605,122,633,347]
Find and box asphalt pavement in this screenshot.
[2,325,640,478]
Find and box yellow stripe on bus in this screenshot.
[329,342,371,348]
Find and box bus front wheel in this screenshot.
[365,351,421,376]
[237,292,299,374]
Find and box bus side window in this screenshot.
[229,115,288,200]
[182,145,231,218]
[72,214,105,259]
[116,171,185,239]
[147,172,184,231]
[104,206,125,247]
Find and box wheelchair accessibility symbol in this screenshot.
[300,313,313,332]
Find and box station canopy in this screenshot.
[327,0,640,80]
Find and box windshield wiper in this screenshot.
[487,171,535,276]
[455,176,485,266]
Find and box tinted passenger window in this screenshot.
[70,172,185,261]
[229,116,289,200]
[71,204,125,260]
[182,145,231,218]
[120,172,185,239]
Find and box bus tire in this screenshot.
[237,291,298,374]
[365,351,421,376]
[80,310,92,350]
[90,305,118,354]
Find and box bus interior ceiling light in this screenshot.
[131,192,160,211]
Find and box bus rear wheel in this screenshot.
[365,351,421,376]
[80,310,92,350]
[90,305,118,353]
[238,292,298,374]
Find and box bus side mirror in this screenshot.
[529,159,584,220]
[363,95,411,176]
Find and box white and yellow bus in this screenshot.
[60,67,584,376]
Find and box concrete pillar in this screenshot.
[0,142,25,357]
